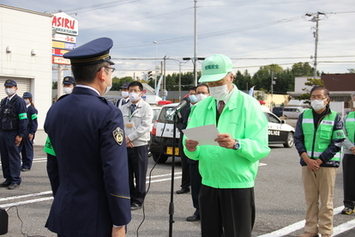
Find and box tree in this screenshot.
[348,68,355,73]
[291,62,313,76]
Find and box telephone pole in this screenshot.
[305,11,326,79]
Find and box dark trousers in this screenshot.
[21,134,34,169]
[189,161,201,215]
[179,139,190,188]
[343,154,355,209]
[0,131,21,184]
[199,185,255,237]
[47,154,59,197]
[127,145,148,205]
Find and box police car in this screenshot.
[262,106,295,148]
[150,104,295,164]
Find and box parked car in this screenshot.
[282,107,304,119]
[150,103,181,163]
[262,106,295,148]
[150,104,296,164]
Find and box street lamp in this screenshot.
[153,41,158,90]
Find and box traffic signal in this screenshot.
[148,71,153,80]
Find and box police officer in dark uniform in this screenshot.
[21,92,38,172]
[44,37,131,237]
[0,79,27,190]
[62,76,76,94]
[116,82,130,109]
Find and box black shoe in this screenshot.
[186,214,200,222]
[176,187,190,194]
[8,183,19,190]
[131,203,142,211]
[21,168,30,172]
[0,182,10,187]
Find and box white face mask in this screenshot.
[121,91,129,98]
[353,101,355,108]
[104,82,112,95]
[5,88,15,96]
[129,92,141,102]
[189,95,198,104]
[209,84,229,101]
[24,99,30,105]
[63,87,73,94]
[311,99,326,111]
[196,93,208,102]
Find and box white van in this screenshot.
[282,107,304,119]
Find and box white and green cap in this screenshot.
[199,54,233,83]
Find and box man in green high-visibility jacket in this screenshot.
[295,86,345,237]
[183,54,270,237]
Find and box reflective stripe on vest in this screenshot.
[345,111,355,144]
[302,109,342,161]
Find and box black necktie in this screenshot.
[130,104,136,114]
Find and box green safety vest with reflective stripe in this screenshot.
[345,111,355,144]
[302,109,344,161]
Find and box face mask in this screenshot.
[196,93,208,102]
[63,87,73,94]
[311,99,326,111]
[189,95,198,104]
[5,88,15,96]
[122,91,129,98]
[104,82,112,95]
[24,99,30,105]
[353,101,355,108]
[209,84,229,101]
[129,92,141,102]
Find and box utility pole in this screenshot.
[305,11,326,79]
[193,0,198,86]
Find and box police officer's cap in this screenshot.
[121,82,130,89]
[63,37,114,66]
[4,79,17,87]
[63,76,76,85]
[23,92,32,98]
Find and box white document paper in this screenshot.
[182,124,219,146]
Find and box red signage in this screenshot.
[52,12,78,36]
[52,56,71,65]
[52,48,70,56]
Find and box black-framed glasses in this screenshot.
[104,66,115,73]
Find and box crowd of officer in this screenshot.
[0,79,38,190]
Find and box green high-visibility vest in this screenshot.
[345,111,355,144]
[302,109,344,161]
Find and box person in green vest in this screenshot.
[341,93,355,215]
[294,85,345,237]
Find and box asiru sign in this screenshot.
[52,12,78,36]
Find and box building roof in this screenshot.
[322,74,355,92]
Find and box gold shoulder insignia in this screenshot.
[112,127,124,145]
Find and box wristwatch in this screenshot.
[233,140,240,150]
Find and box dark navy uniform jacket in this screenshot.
[44,86,131,237]
[26,105,38,135]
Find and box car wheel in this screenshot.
[283,132,294,148]
[152,152,169,163]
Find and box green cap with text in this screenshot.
[199,54,233,83]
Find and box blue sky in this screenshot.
[2,0,355,79]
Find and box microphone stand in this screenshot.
[168,112,179,237]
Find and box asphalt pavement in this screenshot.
[1,130,355,237]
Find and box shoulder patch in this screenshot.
[112,127,124,145]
